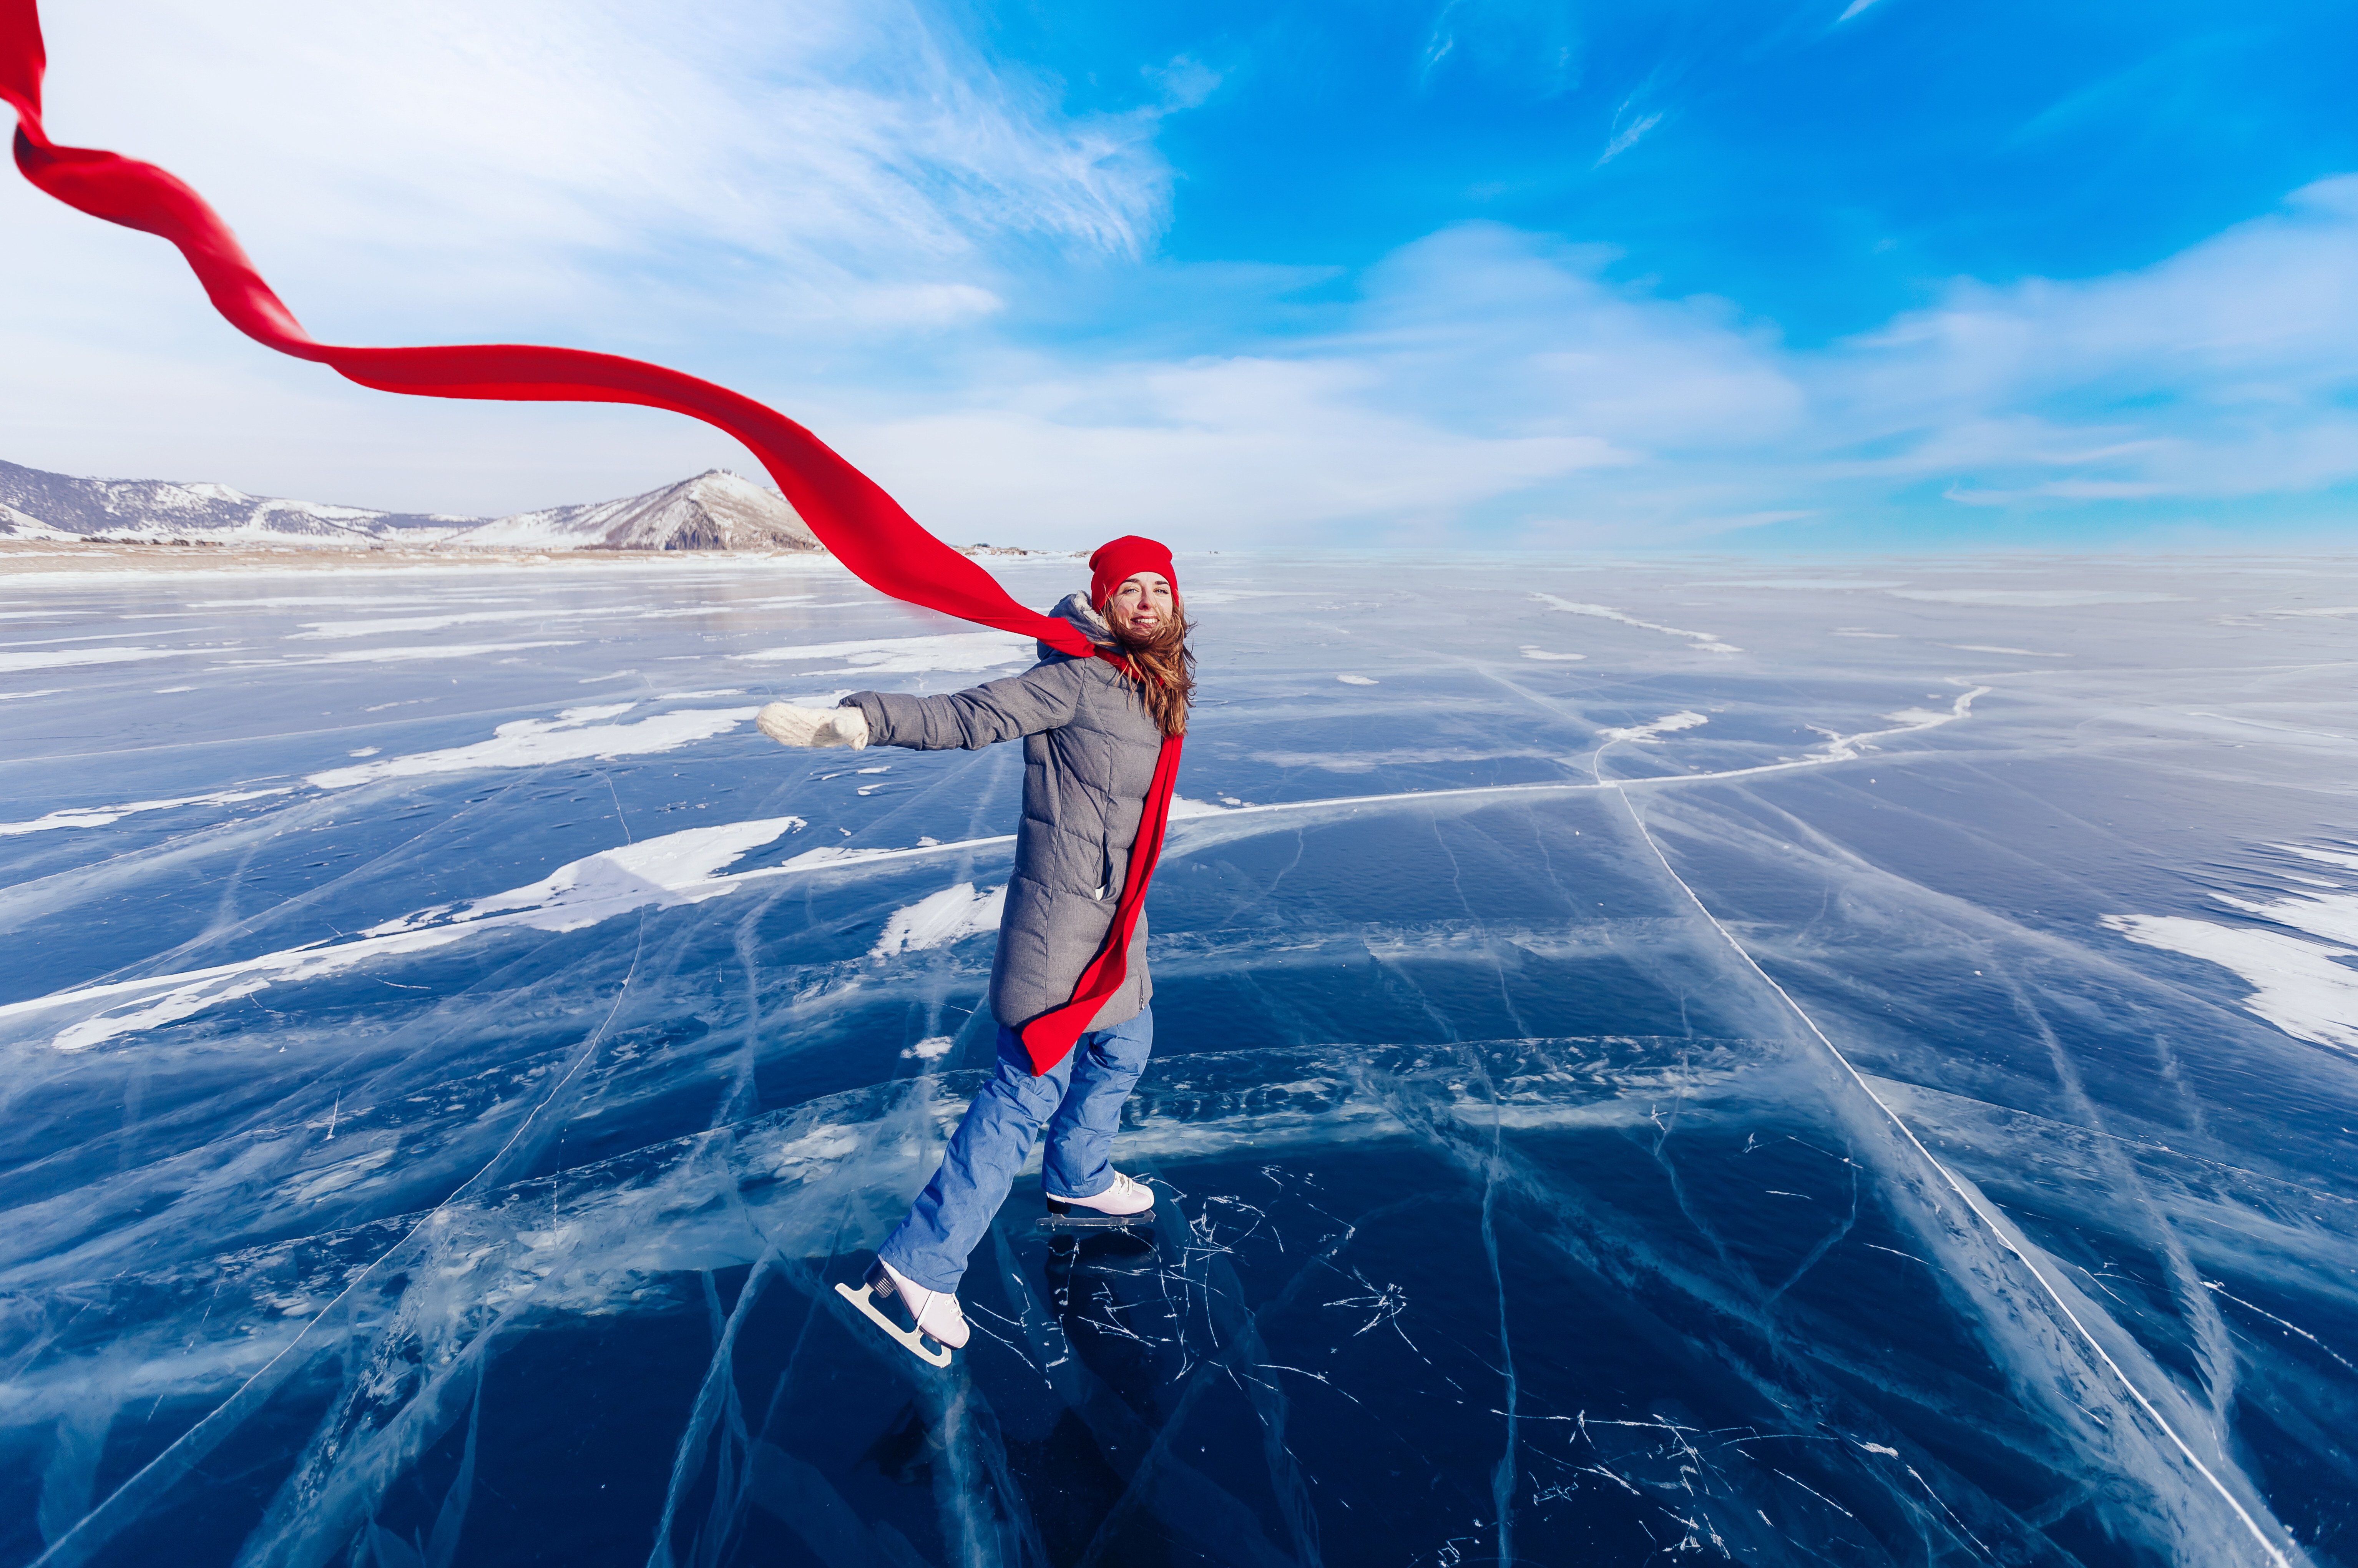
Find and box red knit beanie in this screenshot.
[1088,535,1178,610]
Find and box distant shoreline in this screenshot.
[0,540,1072,580]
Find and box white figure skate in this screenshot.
[1037,1169,1157,1233]
[835,1258,968,1368]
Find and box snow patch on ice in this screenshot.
[1257,746,1561,774]
[2272,842,2358,874]
[186,595,469,608]
[2103,841,2358,1053]
[383,818,809,932]
[0,787,293,836]
[1336,674,1378,685]
[15,815,809,1051]
[1945,645,2070,657]
[550,703,638,725]
[1699,579,1908,590]
[308,704,752,788]
[1518,647,1586,661]
[289,610,574,640]
[902,1035,956,1062]
[1532,594,1741,654]
[774,844,910,872]
[871,883,1006,957]
[626,596,823,620]
[1889,589,2186,606]
[1598,712,1709,745]
[734,631,1035,674]
[269,641,583,666]
[0,646,181,673]
[2210,884,2358,948]
[2102,915,2358,1054]
[772,1126,861,1175]
[286,1145,398,1203]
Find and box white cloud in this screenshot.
[0,0,1173,510]
[837,355,1623,544]
[1818,178,2358,501]
[897,187,2358,543]
[7,1,2355,546]
[26,0,1162,327]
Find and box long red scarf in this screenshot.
[2,0,1174,1076]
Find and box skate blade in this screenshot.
[834,1281,952,1368]
[1035,1208,1156,1232]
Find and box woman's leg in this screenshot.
[1042,1004,1154,1201]
[878,1025,1071,1294]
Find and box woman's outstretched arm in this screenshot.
[841,655,1093,751]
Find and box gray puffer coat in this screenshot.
[840,593,1165,1031]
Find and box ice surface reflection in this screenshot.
[2,553,2355,1566]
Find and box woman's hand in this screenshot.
[756,702,870,749]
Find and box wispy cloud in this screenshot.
[1818,177,2358,503]
[11,0,1172,342]
[852,181,2358,546]
[1,0,1186,508]
[1596,111,1664,166]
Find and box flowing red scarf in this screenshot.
[1,0,1176,1076]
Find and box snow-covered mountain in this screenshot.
[437,470,820,552]
[0,460,822,552]
[0,458,479,545]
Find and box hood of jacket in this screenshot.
[1038,590,1114,659]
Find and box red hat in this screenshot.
[1088,535,1177,610]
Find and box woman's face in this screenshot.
[1107,572,1174,637]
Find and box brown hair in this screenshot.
[1107,593,1195,737]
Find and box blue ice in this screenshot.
[2,553,2353,1566]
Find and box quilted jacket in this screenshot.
[840,593,1163,1030]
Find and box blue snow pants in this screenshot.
[877,1005,1154,1295]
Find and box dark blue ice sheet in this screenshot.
[2,554,2354,1566]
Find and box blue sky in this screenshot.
[3,0,2355,548]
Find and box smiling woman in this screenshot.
[755,536,1194,1365]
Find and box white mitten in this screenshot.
[756,702,869,749]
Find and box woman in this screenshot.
[754,535,1193,1365]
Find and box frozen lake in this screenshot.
[2,551,2354,1567]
